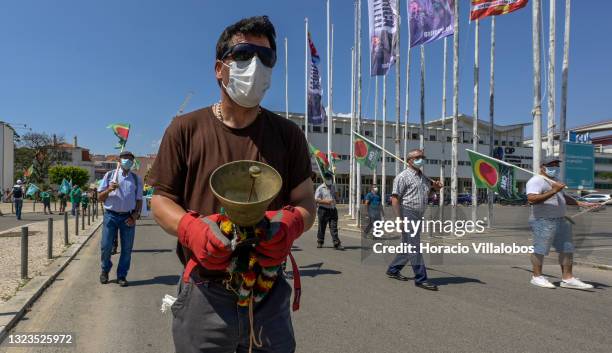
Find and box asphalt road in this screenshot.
[0,213,70,233]
[1,218,611,353]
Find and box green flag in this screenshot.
[26,183,40,197]
[467,150,518,199]
[354,136,381,170]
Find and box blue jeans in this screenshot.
[14,199,23,220]
[101,211,136,278]
[387,210,428,284]
[529,217,574,256]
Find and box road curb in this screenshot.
[573,260,612,271]
[0,219,103,343]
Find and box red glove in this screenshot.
[178,212,232,270]
[255,206,305,267]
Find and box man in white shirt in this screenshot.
[526,156,596,290]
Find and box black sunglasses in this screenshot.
[221,43,277,68]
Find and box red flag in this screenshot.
[470,0,528,21]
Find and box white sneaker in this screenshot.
[560,277,594,290]
[530,276,556,288]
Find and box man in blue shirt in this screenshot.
[363,185,384,238]
[97,151,143,287]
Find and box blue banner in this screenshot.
[307,33,327,126]
[563,142,595,190]
[368,0,399,76]
[408,0,454,48]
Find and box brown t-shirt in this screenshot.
[149,106,311,268]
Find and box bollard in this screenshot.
[33,201,36,213]
[87,207,91,226]
[48,218,53,259]
[64,212,69,245]
[81,208,85,230]
[75,209,79,236]
[21,227,28,279]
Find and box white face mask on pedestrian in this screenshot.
[544,166,560,178]
[120,158,134,170]
[412,158,424,168]
[221,56,272,108]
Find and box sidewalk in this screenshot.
[0,210,102,302]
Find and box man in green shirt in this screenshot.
[41,189,53,215]
[81,191,90,213]
[70,185,82,216]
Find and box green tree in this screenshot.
[48,166,90,188]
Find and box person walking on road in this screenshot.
[526,157,597,290]
[149,15,316,353]
[8,180,25,220]
[58,191,67,215]
[315,172,344,250]
[98,150,143,287]
[386,149,442,291]
[363,185,384,238]
[70,184,81,216]
[41,188,53,215]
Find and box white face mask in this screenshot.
[222,56,272,108]
[544,166,559,178]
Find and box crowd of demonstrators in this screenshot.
[314,172,344,250]
[97,150,143,287]
[526,157,598,290]
[149,15,315,353]
[385,149,442,291]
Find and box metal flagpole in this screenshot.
[285,37,289,120]
[451,0,459,222]
[472,20,480,223]
[326,0,332,163]
[403,28,411,160]
[382,74,388,200]
[532,0,543,172]
[488,16,496,228]
[304,18,309,141]
[350,47,356,217]
[420,45,425,150]
[559,0,571,182]
[440,37,447,220]
[547,0,556,157]
[394,7,401,177]
[356,0,363,224]
[374,76,379,185]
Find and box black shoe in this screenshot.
[333,243,345,250]
[100,272,109,284]
[386,271,410,281]
[117,277,128,287]
[317,243,323,248]
[415,281,439,291]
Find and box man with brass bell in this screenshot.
[149,16,315,353]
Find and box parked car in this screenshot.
[581,194,611,203]
[457,193,472,205]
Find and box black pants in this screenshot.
[317,207,340,245]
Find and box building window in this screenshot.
[429,135,436,141]
[447,136,451,142]
[509,141,514,146]
[412,133,419,140]
[479,140,484,144]
[501,141,506,146]
[324,127,328,133]
[494,140,499,145]
[364,130,372,136]
[335,127,343,134]
[515,142,521,147]
[313,126,321,133]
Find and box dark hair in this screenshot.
[216,16,276,61]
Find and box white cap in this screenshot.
[16,180,22,185]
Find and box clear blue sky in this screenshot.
[1,0,610,155]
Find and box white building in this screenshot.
[282,112,533,202]
[0,122,15,192]
[54,136,96,183]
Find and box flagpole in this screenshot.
[394,7,401,177]
[304,18,309,142]
[350,46,356,217]
[559,0,571,182]
[420,45,425,150]
[488,16,496,228]
[285,37,289,120]
[440,37,447,220]
[374,76,379,185]
[472,20,480,223]
[326,0,332,164]
[532,0,543,172]
[403,29,411,160]
[547,0,556,157]
[382,73,388,201]
[356,0,363,225]
[451,0,460,222]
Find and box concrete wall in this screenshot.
[1,124,14,192]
